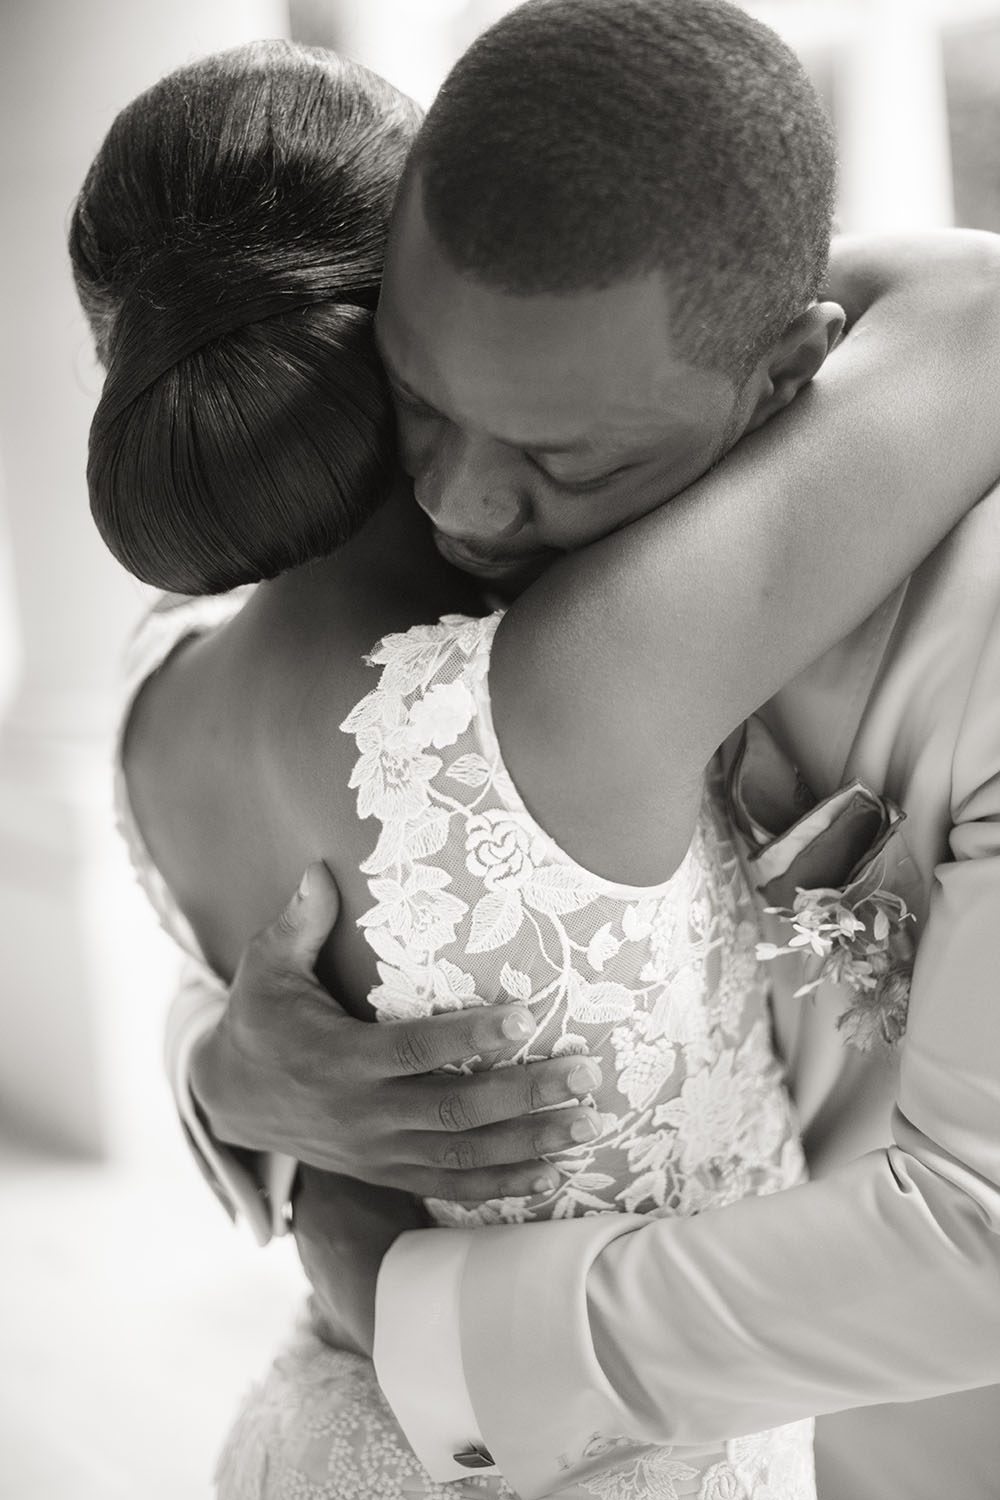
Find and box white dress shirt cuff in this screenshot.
[460,1217,647,1500]
[374,1228,498,1480]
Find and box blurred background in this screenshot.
[2,0,999,1494]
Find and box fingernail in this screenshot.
[570,1113,600,1143]
[297,869,310,900]
[568,1061,602,1094]
[501,1009,533,1041]
[532,1169,558,1194]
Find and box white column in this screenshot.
[330,0,473,104]
[0,0,286,1160]
[835,0,954,232]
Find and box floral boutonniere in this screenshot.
[726,718,917,1051]
[756,879,914,1051]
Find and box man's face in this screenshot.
[376,178,751,591]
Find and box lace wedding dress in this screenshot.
[119,603,814,1500]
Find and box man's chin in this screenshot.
[432,533,554,592]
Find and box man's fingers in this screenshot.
[394,1158,564,1204]
[279,1054,603,1172]
[409,1104,601,1175]
[394,1055,603,1132]
[378,1003,562,1077]
[264,860,341,972]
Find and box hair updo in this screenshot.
[70,41,421,593]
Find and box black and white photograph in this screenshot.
[2,2,1000,1496]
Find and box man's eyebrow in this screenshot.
[375,336,604,457]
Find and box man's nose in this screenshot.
[414,429,530,542]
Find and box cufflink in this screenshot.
[452,1442,495,1469]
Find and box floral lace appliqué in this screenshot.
[342,614,806,1233]
[218,611,816,1500]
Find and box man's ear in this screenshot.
[741,301,846,436]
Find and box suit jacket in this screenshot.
[373,484,1000,1499]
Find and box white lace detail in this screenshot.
[572,1424,818,1500]
[215,1310,518,1499]
[216,1338,814,1500]
[120,607,814,1500]
[343,613,804,1236]
[216,613,813,1500]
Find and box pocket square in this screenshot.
[726,718,914,1050]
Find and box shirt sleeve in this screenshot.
[374,1229,500,1480]
[376,610,1000,1500]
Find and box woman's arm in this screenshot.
[493,230,1000,883]
[819,229,983,332]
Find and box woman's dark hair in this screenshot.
[70,41,420,593]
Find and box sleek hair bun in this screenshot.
[71,41,420,593]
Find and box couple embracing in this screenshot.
[74,2,1000,1497]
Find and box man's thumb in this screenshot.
[272,861,341,970]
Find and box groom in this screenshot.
[168,3,1000,1498]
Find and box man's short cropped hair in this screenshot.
[411,0,838,384]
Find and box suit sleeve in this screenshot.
[376,610,1000,1500]
[165,960,298,1245]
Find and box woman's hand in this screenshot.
[189,862,604,1201]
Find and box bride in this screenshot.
[72,33,1000,1500]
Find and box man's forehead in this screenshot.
[378,176,736,449]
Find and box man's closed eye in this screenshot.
[536,461,639,494]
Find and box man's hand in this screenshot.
[292,1166,427,1359]
[190,863,602,1201]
